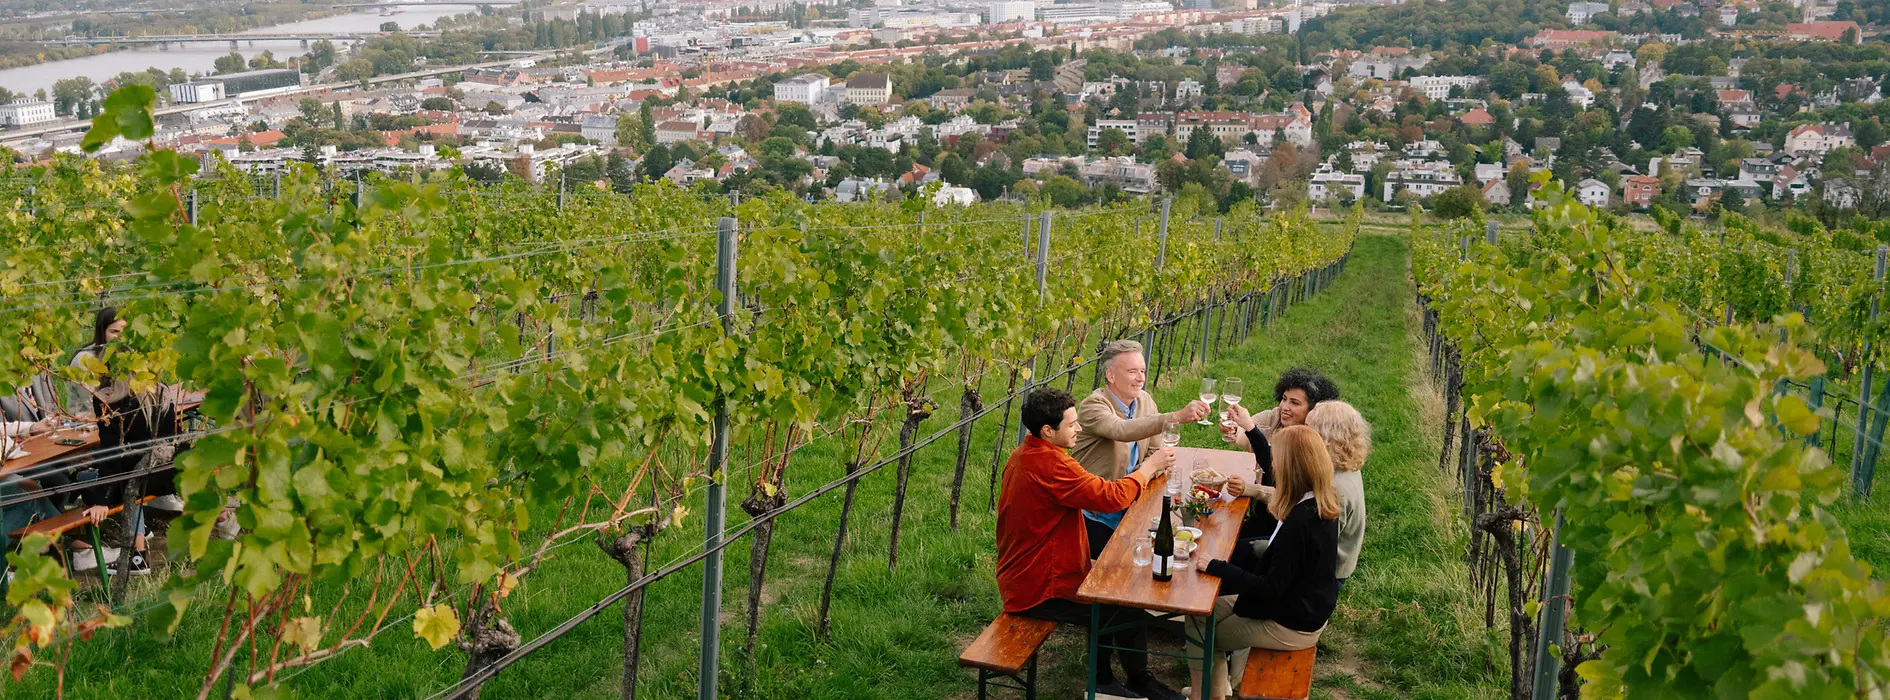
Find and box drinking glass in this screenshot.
[1221,377,1244,409]
[1132,535,1153,567]
[1197,378,1218,425]
[1162,420,1181,448]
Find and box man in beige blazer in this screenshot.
[1073,339,1209,558]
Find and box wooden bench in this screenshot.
[959,613,1057,699]
[1236,646,1316,700]
[9,496,156,600]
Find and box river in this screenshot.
[0,3,498,96]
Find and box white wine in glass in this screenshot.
[1197,378,1218,425]
[1221,377,1243,409]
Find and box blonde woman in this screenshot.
[1306,401,1369,591]
[1185,425,1341,700]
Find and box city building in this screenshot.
[169,81,226,104]
[773,73,832,105]
[0,99,56,127]
[845,73,893,105]
[987,0,1036,22]
[198,68,303,98]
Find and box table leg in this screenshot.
[1201,614,1216,699]
[1087,603,1100,700]
[90,527,110,605]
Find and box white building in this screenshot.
[1560,80,1595,108]
[1786,123,1856,154]
[1309,164,1367,202]
[1410,76,1482,100]
[0,99,55,127]
[1087,119,1142,147]
[1175,79,1204,102]
[774,73,832,105]
[1384,164,1463,200]
[987,0,1036,22]
[168,82,226,104]
[1566,1,1610,24]
[1576,178,1610,207]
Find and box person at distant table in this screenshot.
[1073,339,1207,557]
[1185,425,1342,700]
[996,387,1185,700]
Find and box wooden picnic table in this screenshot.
[1,428,100,480]
[1075,445,1261,699]
[1,385,204,480]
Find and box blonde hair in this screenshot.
[1268,425,1341,521]
[1306,401,1371,473]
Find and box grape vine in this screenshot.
[0,85,1360,695]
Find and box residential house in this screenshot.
[1481,178,1511,207]
[1222,148,1268,183]
[1825,179,1862,208]
[1725,103,1763,129]
[835,177,894,202]
[1772,165,1810,199]
[1080,156,1158,193]
[1786,123,1855,154]
[1621,174,1660,208]
[1577,178,1611,207]
[1459,108,1495,128]
[1474,162,1506,185]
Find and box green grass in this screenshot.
[6,234,1503,699]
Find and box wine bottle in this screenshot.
[1152,496,1174,582]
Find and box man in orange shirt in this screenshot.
[996,388,1184,700]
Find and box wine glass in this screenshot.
[1220,378,1243,419]
[1197,378,1218,425]
[1162,420,1181,447]
[1132,535,1153,567]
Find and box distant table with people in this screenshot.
[989,359,1372,700]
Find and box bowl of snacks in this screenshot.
[1190,468,1228,499]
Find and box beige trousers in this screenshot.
[1184,595,1322,697]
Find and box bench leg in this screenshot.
[90,527,110,605]
[1086,603,1100,700]
[1201,612,1215,699]
[1025,652,1038,700]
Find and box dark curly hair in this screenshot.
[1274,367,1340,408]
[1022,387,1077,440]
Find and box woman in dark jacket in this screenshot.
[1184,425,1341,700]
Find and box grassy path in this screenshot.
[1124,233,1504,700]
[15,235,1502,700]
